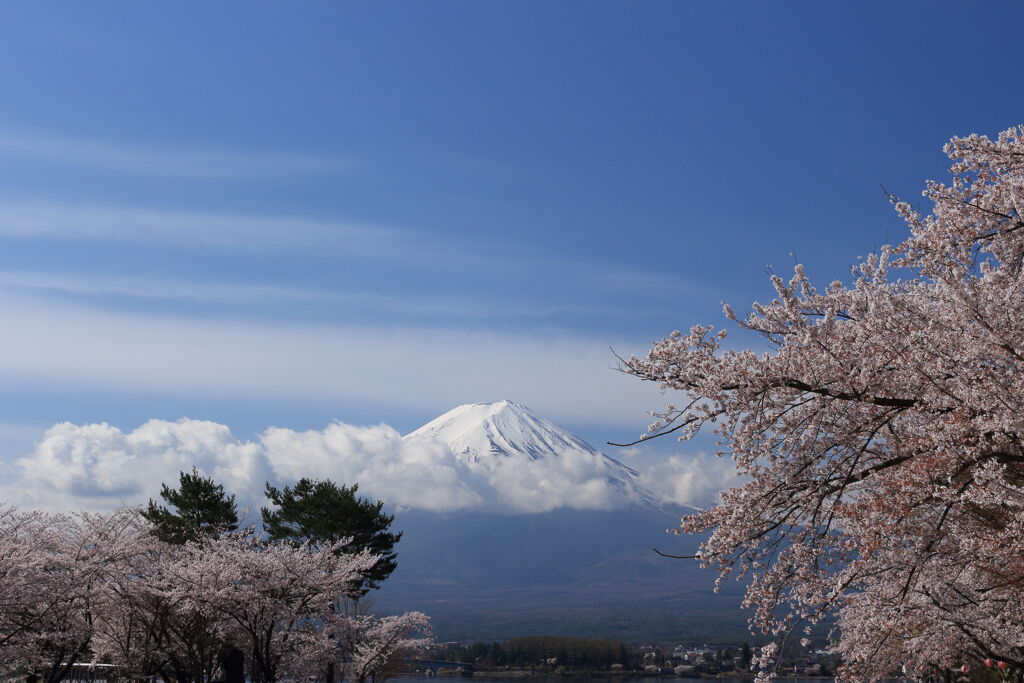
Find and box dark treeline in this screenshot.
[439,636,631,670]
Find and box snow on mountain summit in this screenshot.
[406,400,596,463]
[405,400,660,509]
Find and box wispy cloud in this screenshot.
[0,269,669,325]
[0,290,663,427]
[0,201,705,308]
[0,201,406,255]
[0,132,349,179]
[0,270,337,305]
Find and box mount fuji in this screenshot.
[404,400,662,511]
[374,401,746,642]
[408,400,613,463]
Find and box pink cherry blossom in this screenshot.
[624,125,1024,681]
[0,506,432,683]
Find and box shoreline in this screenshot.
[400,671,835,680]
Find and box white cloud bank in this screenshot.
[3,418,737,515]
[636,453,741,509]
[8,419,479,513]
[471,447,630,513]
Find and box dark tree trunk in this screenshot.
[222,646,245,683]
[173,658,191,683]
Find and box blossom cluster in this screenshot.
[625,126,1024,680]
[0,506,431,683]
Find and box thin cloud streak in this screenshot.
[0,270,341,305]
[0,270,665,323]
[0,132,350,179]
[0,291,664,427]
[0,201,704,300]
[0,201,407,255]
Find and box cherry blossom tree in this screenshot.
[92,531,227,683]
[0,510,41,636]
[0,507,64,676]
[91,537,171,680]
[163,534,378,683]
[623,126,1024,680]
[95,523,408,683]
[0,503,426,683]
[328,600,432,683]
[0,508,144,683]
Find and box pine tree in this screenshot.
[261,478,401,592]
[142,468,239,544]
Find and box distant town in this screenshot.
[423,636,840,678]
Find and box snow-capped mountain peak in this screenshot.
[404,400,659,509]
[406,400,597,463]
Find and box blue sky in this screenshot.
[0,1,1022,506]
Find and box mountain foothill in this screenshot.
[377,400,746,642]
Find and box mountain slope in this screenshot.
[374,402,744,641]
[404,400,660,510]
[407,400,602,463]
[376,507,748,642]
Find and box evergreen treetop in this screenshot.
[142,467,240,544]
[261,478,401,593]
